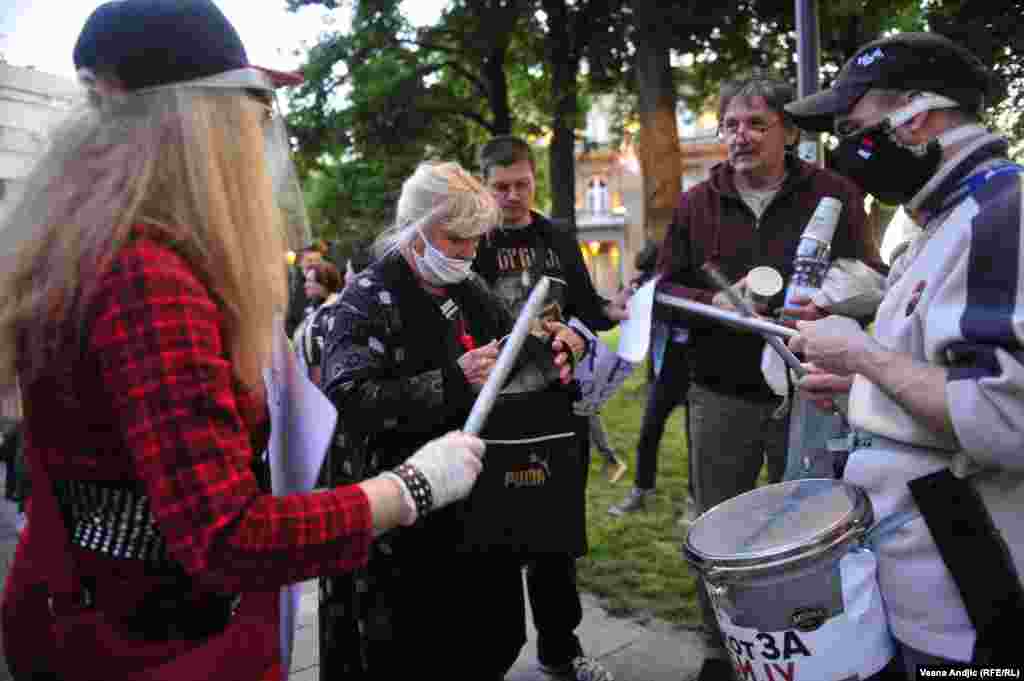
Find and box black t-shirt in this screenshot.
[473,212,612,332]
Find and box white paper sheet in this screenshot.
[264,326,338,680]
[617,275,660,363]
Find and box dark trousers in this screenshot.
[321,512,527,680]
[526,555,584,666]
[634,344,689,491]
[524,414,590,667]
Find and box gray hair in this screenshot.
[374,161,501,258]
[718,74,796,127]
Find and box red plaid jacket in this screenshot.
[17,234,373,592]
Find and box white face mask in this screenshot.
[414,228,474,286]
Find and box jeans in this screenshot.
[588,414,615,462]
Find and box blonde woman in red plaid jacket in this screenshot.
[0,2,484,679]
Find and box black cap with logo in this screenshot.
[73,0,302,91]
[786,32,994,133]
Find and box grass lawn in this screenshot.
[577,327,701,628]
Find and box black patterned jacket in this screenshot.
[321,252,513,482]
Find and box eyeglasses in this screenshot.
[718,118,782,139]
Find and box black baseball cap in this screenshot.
[73,0,303,91]
[786,32,993,133]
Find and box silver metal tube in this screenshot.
[463,276,551,435]
[654,293,798,340]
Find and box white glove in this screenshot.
[385,431,485,525]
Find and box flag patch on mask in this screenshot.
[857,136,876,160]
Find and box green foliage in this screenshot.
[286,0,558,239]
[674,0,927,115]
[302,156,405,245]
[579,329,701,626]
[923,0,1024,159]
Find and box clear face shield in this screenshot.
[0,64,310,391]
[134,67,312,252]
[261,93,312,252]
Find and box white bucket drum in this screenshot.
[683,479,894,680]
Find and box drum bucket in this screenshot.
[683,479,895,680]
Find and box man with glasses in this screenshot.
[786,33,1024,675]
[655,74,875,680]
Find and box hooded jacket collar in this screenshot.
[707,152,815,201]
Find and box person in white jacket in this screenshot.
[786,33,1024,677]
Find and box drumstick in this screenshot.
[654,293,797,339]
[463,276,551,435]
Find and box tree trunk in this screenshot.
[483,45,513,135]
[543,0,578,230]
[634,0,682,245]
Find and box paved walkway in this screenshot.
[286,577,706,681]
[0,469,707,681]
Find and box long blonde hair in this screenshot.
[0,86,288,395]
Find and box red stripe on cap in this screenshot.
[252,66,304,88]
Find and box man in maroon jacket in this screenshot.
[656,74,879,680]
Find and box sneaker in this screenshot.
[608,487,653,516]
[540,655,614,681]
[602,455,628,484]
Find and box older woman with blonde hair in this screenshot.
[0,2,484,680]
[318,160,584,678]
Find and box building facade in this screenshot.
[574,143,641,299]
[574,96,725,298]
[0,64,81,226]
[0,64,80,418]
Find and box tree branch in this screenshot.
[396,37,463,56]
[403,59,491,102]
[421,106,496,133]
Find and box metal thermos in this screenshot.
[782,197,842,319]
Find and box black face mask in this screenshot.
[832,123,942,206]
